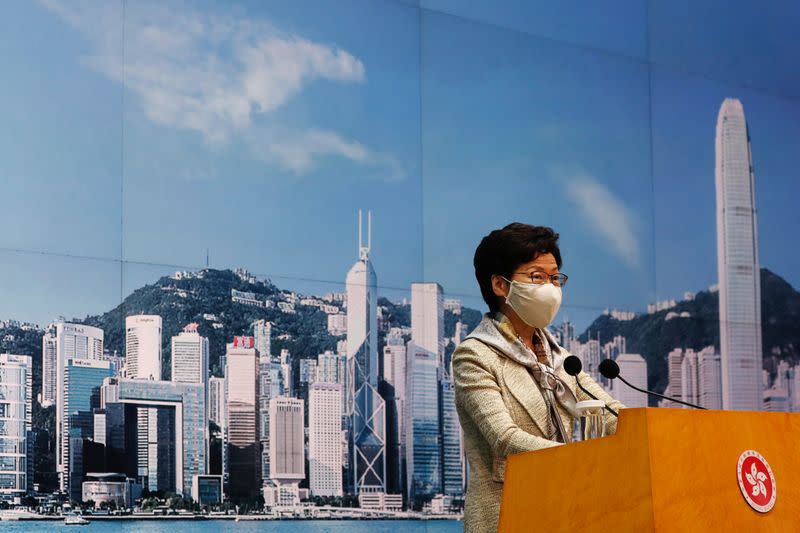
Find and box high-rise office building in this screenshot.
[125,315,163,491]
[317,351,346,386]
[208,376,226,428]
[42,329,57,407]
[252,319,272,362]
[309,382,343,497]
[53,322,105,498]
[382,338,407,497]
[171,323,209,384]
[54,322,104,492]
[405,343,440,503]
[101,377,206,496]
[698,347,723,410]
[60,358,112,500]
[345,210,386,495]
[680,350,699,407]
[613,354,648,408]
[269,396,305,505]
[439,372,463,498]
[125,315,162,380]
[665,348,685,407]
[225,336,260,502]
[0,354,32,500]
[411,283,444,365]
[715,98,763,411]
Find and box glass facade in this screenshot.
[109,378,206,497]
[406,346,440,502]
[62,358,111,501]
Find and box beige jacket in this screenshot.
[453,320,624,533]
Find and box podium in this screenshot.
[498,408,800,532]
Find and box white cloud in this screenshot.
[248,128,403,181]
[564,174,641,269]
[39,0,401,179]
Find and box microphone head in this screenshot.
[563,355,583,376]
[599,358,620,379]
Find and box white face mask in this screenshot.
[502,277,562,328]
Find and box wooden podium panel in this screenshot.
[498,408,800,532]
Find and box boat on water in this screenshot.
[0,509,42,521]
[64,514,90,525]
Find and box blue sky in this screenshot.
[0,0,798,333]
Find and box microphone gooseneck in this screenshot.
[563,355,618,418]
[599,358,706,410]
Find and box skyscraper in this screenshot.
[225,336,260,502]
[680,350,699,407]
[309,382,343,497]
[252,319,272,362]
[60,358,112,500]
[439,371,463,498]
[54,323,104,497]
[698,347,723,410]
[345,210,386,495]
[208,376,226,428]
[382,339,406,495]
[411,283,444,365]
[125,315,162,380]
[715,98,763,411]
[613,354,648,408]
[42,329,57,407]
[405,342,440,503]
[101,377,206,496]
[171,323,209,384]
[0,354,32,500]
[268,396,305,505]
[125,315,163,491]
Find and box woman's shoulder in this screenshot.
[452,337,503,366]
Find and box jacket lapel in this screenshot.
[501,358,548,436]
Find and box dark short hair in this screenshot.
[473,223,562,313]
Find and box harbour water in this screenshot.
[1,519,462,533]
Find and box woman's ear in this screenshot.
[491,274,509,300]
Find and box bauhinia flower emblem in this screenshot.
[745,462,768,497]
[737,450,776,513]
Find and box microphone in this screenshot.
[599,358,706,410]
[563,355,618,417]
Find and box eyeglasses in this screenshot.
[512,270,568,287]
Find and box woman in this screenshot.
[453,223,624,533]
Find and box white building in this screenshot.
[171,323,209,384]
[345,210,385,494]
[41,329,57,407]
[125,315,162,491]
[125,315,162,380]
[411,283,444,364]
[680,350,699,407]
[0,354,32,500]
[715,98,763,411]
[208,376,226,428]
[697,348,722,410]
[309,383,343,497]
[613,353,648,408]
[327,313,348,336]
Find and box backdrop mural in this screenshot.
[0,0,798,513]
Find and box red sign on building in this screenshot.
[233,336,254,349]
